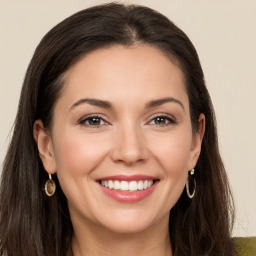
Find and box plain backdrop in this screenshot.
[0,0,255,237]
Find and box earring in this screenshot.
[44,174,56,197]
[186,169,196,199]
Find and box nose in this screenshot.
[110,123,148,166]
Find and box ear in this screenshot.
[33,120,56,175]
[188,113,205,170]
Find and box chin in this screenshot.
[94,209,164,235]
[103,220,152,235]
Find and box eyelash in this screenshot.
[78,114,108,127]
[78,113,177,128]
[148,114,177,126]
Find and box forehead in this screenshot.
[58,44,188,109]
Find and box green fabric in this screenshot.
[234,237,256,256]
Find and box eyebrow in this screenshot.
[70,97,184,111]
[70,98,112,111]
[146,97,184,110]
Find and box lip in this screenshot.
[97,175,159,203]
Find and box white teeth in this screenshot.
[120,181,129,191]
[137,180,144,190]
[100,180,154,191]
[101,180,108,187]
[108,180,114,189]
[143,180,148,189]
[129,181,137,191]
[113,180,120,190]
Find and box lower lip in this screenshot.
[99,182,158,203]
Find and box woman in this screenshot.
[0,3,236,256]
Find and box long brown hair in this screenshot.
[0,3,235,256]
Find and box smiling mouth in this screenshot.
[99,179,158,192]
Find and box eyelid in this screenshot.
[78,113,110,126]
[148,112,176,121]
[146,113,177,125]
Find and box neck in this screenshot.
[72,216,172,256]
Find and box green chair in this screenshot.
[234,237,256,256]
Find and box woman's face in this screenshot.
[35,45,203,234]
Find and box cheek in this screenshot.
[52,132,111,210]
[147,132,192,214]
[150,132,193,175]
[52,132,109,176]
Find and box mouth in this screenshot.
[99,179,156,192]
[96,175,159,202]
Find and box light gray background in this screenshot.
[0,0,255,237]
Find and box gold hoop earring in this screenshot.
[45,174,56,197]
[186,169,196,199]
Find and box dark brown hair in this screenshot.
[0,3,235,256]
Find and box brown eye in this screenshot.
[149,115,176,126]
[88,117,101,125]
[79,116,107,127]
[154,117,167,125]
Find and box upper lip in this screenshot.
[97,175,159,181]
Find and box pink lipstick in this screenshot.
[97,175,159,203]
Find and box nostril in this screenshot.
[111,149,148,165]
[110,131,148,164]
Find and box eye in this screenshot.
[79,115,108,127]
[148,115,176,126]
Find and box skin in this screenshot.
[34,44,205,256]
